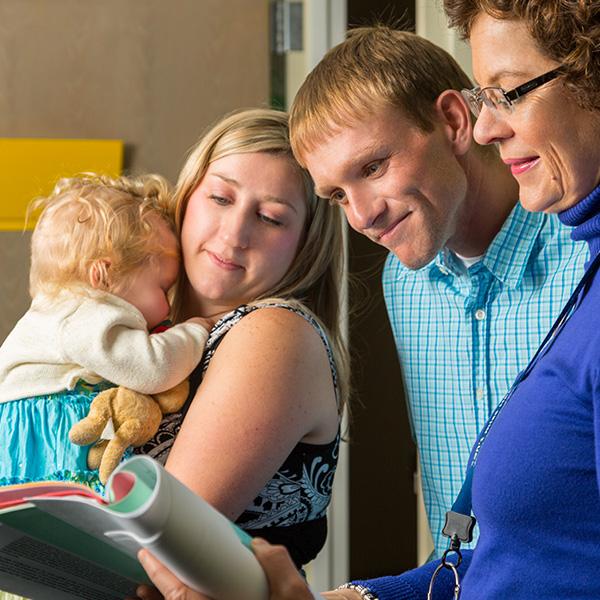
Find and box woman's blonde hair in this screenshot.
[29,173,178,299]
[172,108,350,413]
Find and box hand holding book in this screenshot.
[0,456,323,600]
[134,538,325,600]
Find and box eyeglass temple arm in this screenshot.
[506,69,560,102]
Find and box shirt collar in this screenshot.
[433,203,545,289]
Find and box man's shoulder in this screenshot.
[484,206,587,281]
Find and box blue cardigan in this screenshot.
[353,184,600,600]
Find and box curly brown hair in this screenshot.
[443,0,600,111]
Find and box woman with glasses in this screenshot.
[438,0,600,597]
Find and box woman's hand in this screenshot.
[132,539,313,600]
[251,538,315,599]
[133,548,195,600]
[131,538,357,600]
[250,539,359,600]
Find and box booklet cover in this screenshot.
[0,455,270,600]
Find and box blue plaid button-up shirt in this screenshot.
[382,202,588,558]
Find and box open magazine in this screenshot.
[0,455,320,600]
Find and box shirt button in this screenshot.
[474,308,486,320]
[476,388,484,400]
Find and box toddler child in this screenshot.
[0,173,210,493]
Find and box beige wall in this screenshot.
[0,0,271,341]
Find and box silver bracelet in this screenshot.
[336,583,380,600]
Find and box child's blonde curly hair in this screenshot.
[29,172,178,299]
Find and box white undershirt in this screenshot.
[453,252,484,274]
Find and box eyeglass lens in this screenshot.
[462,68,561,119]
[482,88,513,117]
[460,90,482,117]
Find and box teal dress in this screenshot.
[0,380,132,495]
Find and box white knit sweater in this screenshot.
[0,288,208,403]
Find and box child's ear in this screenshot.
[89,257,113,290]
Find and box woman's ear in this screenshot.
[88,257,113,290]
[435,89,473,156]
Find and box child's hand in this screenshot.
[185,316,214,332]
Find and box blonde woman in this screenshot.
[135,108,350,570]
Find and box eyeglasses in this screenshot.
[461,68,561,118]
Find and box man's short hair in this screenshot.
[290,25,476,164]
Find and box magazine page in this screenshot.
[104,457,325,600]
[0,480,100,510]
[0,456,325,600]
[34,456,270,600]
[110,456,271,600]
[0,504,148,600]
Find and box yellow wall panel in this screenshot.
[0,139,123,231]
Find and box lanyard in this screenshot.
[428,249,600,598]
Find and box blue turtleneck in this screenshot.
[559,183,600,262]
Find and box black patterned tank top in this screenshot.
[135,302,340,567]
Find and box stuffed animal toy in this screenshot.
[69,379,189,484]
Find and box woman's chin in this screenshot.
[519,185,569,215]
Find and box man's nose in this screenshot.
[345,191,386,233]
